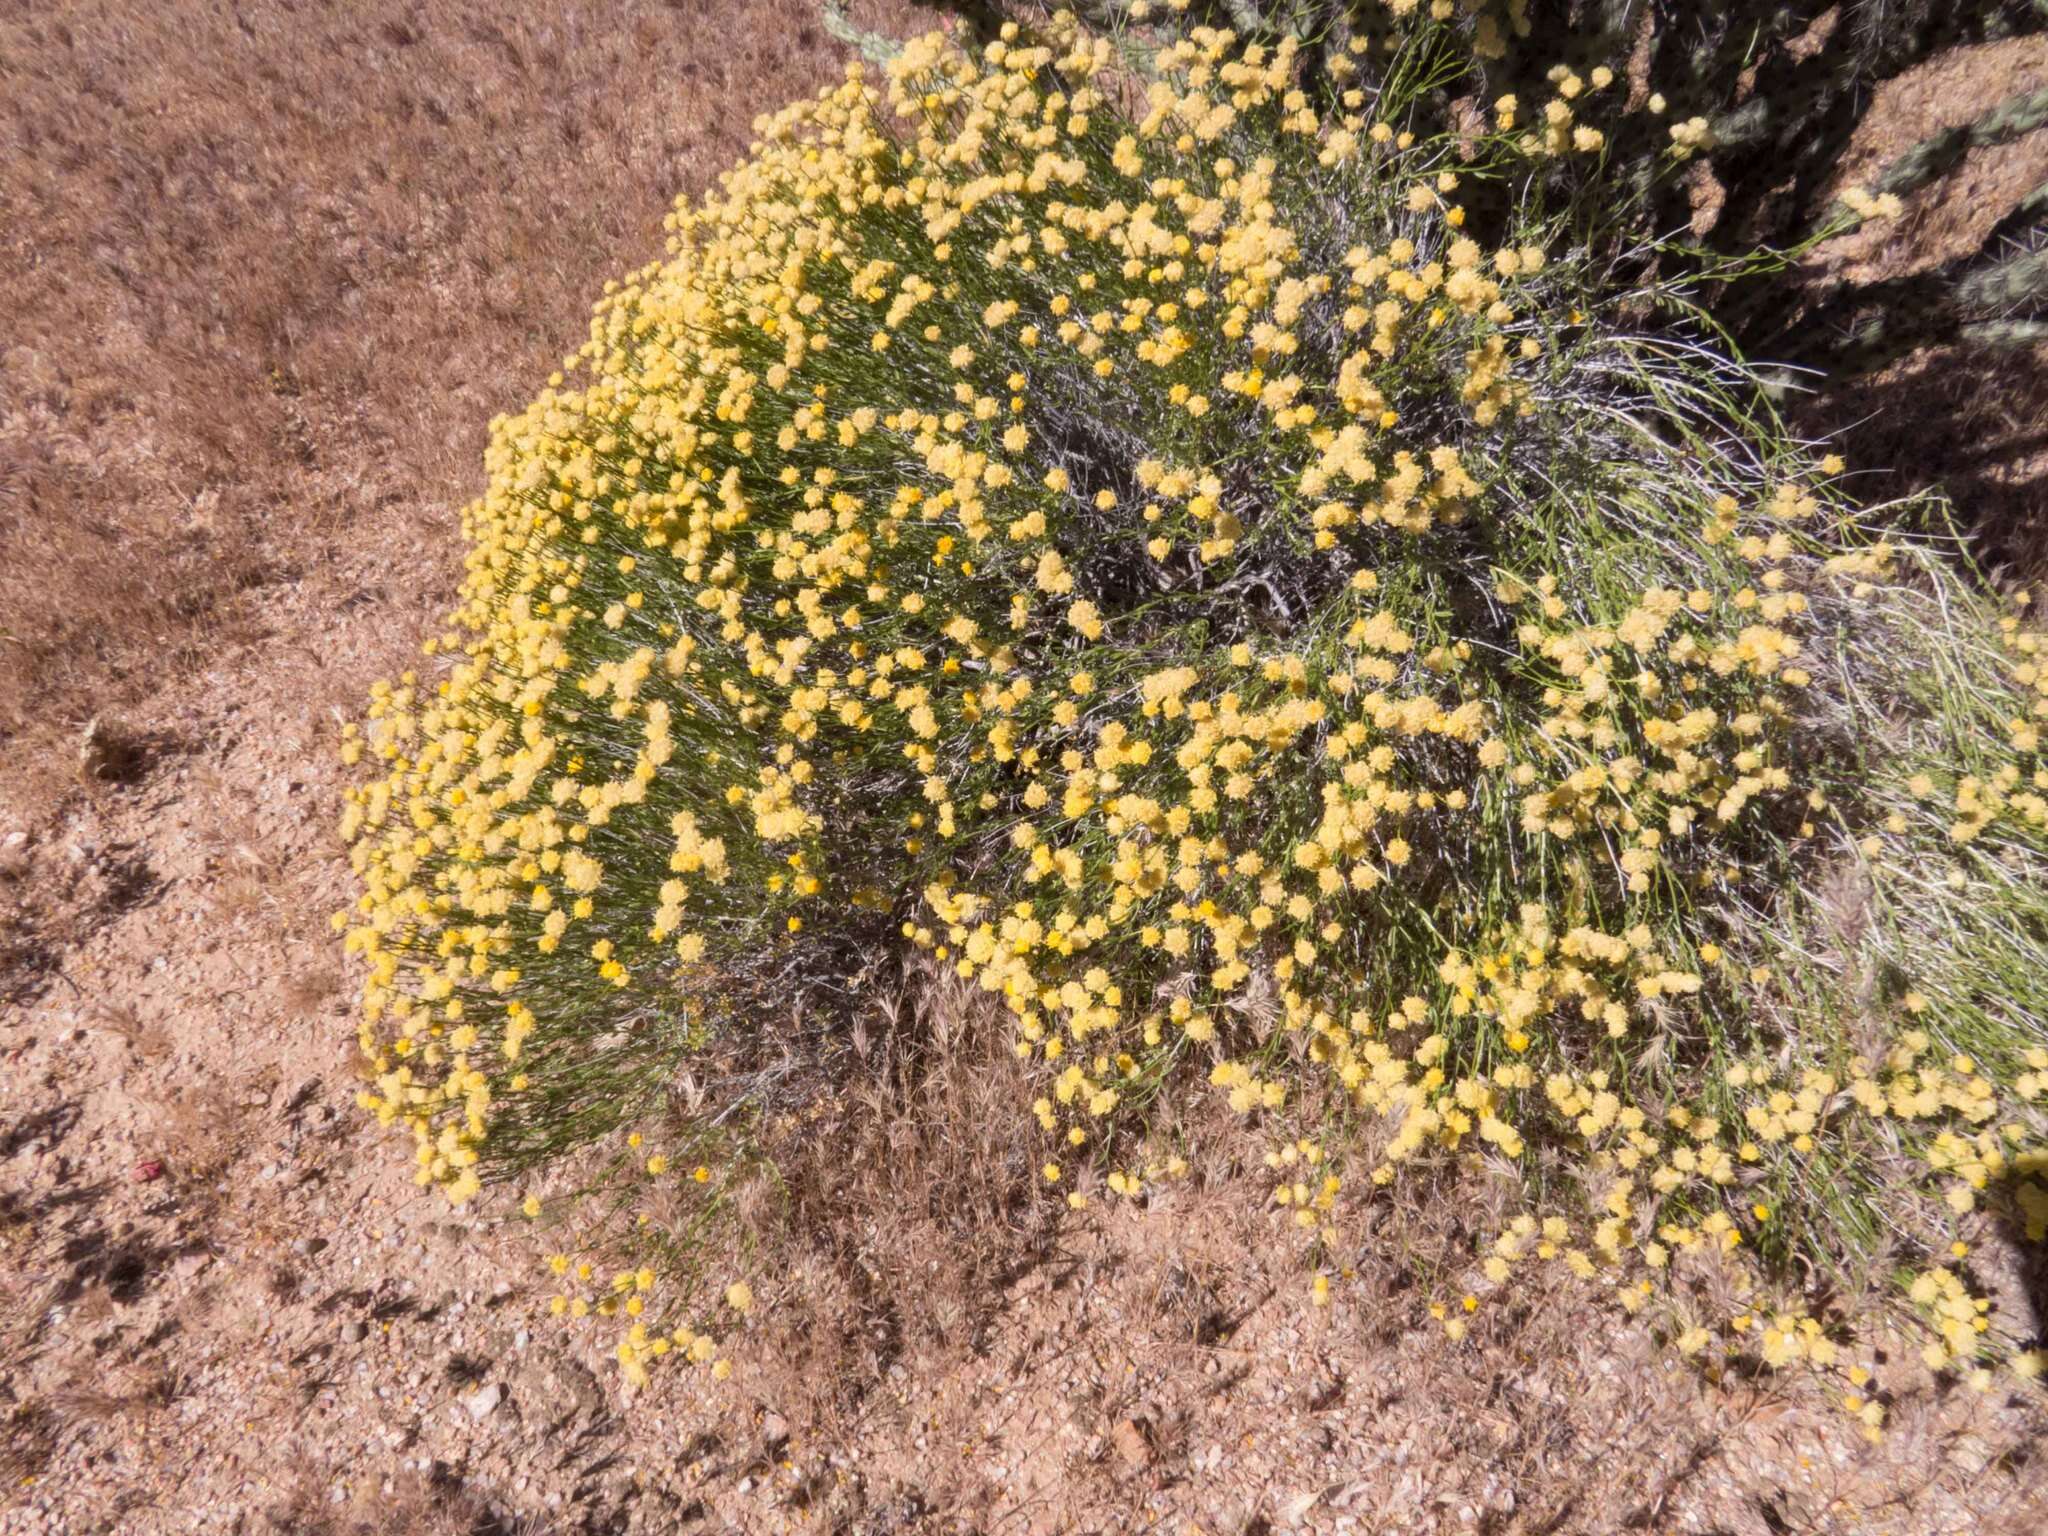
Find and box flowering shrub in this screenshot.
[340,12,2047,1396]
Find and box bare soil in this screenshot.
[3,7,2045,1533]
[1795,35,2048,576]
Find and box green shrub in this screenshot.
[943,4,2048,424]
[340,12,2047,1392]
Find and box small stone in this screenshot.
[1280,1489,1321,1524]
[461,1382,502,1421]
[1111,1417,1154,1468]
[341,1319,367,1345]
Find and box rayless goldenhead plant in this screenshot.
[339,7,2047,1403]
[922,2,2048,567]
[954,2,2048,361]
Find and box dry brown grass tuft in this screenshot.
[48,1362,183,1427]
[0,1400,60,1488]
[150,1079,268,1186]
[280,965,343,1017]
[715,964,1054,1436]
[84,999,172,1058]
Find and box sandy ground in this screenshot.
[3,6,2047,1533]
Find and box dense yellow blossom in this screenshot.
[340,12,2048,1389]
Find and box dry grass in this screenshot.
[259,1465,535,1536]
[746,967,1054,1426]
[717,1055,2048,1534]
[725,979,1726,1525]
[0,0,935,829]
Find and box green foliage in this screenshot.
[343,11,2048,1385]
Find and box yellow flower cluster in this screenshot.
[338,13,2047,1389]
